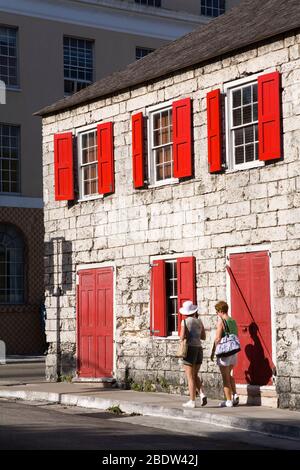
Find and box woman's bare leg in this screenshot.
[219,365,232,401]
[184,365,196,401]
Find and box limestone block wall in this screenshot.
[42,31,300,408]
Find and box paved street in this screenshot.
[0,398,290,451]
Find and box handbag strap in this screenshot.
[221,318,230,336]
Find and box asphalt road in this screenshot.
[0,398,282,451]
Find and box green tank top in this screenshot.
[222,317,238,336]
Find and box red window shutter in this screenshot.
[206,89,222,173]
[177,256,196,334]
[132,112,144,188]
[258,71,281,161]
[150,260,167,337]
[97,122,114,194]
[172,98,192,178]
[54,132,74,201]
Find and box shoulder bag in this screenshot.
[215,319,241,358]
[176,320,189,359]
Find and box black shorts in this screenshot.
[182,346,203,366]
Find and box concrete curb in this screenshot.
[0,388,299,442]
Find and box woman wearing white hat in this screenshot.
[180,300,207,408]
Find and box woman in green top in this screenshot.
[211,300,239,408]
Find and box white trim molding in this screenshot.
[0,0,208,40]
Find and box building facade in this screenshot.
[40,0,300,409]
[0,0,233,354]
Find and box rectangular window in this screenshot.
[149,105,174,184]
[136,47,155,60]
[227,80,260,171]
[201,0,225,17]
[135,0,161,7]
[64,36,94,95]
[166,261,178,336]
[0,124,20,193]
[78,129,98,198]
[0,26,18,88]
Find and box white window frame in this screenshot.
[76,124,102,202]
[224,74,264,173]
[147,100,178,187]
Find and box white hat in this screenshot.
[179,300,198,315]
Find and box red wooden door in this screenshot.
[77,268,113,378]
[230,251,273,385]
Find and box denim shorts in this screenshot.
[182,346,203,366]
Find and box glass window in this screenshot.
[0,124,20,193]
[0,224,24,304]
[149,106,173,184]
[136,47,155,60]
[230,82,259,169]
[64,36,94,95]
[135,0,161,7]
[79,129,98,198]
[166,261,178,336]
[201,0,225,17]
[0,26,18,87]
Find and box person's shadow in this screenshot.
[244,322,272,386]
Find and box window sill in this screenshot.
[6,87,21,92]
[77,194,104,203]
[225,161,265,173]
[148,178,179,189]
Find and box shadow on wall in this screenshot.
[244,322,273,386]
[44,238,74,380]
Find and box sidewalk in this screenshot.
[0,380,299,445]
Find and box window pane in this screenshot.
[164,163,171,179]
[245,126,253,144]
[235,146,244,165]
[232,90,241,108]
[245,144,255,162]
[64,36,94,95]
[242,86,252,105]
[0,124,20,193]
[0,224,24,304]
[156,148,164,165]
[253,103,258,121]
[253,84,258,103]
[235,128,244,146]
[242,105,252,124]
[233,108,242,126]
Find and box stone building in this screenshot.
[37,0,300,409]
[1,0,223,354]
